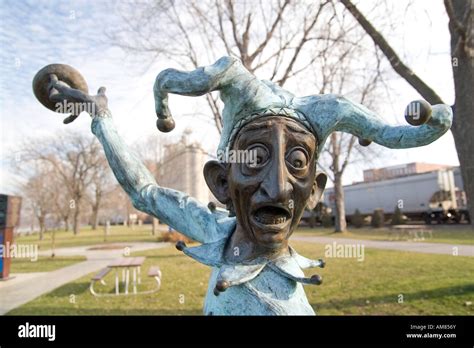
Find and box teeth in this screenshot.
[255,215,287,225]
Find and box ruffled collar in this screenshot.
[176,237,325,295]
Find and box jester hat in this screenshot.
[153,56,452,154]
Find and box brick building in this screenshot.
[363,162,452,182]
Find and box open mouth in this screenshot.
[252,205,291,225]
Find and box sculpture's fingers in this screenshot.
[63,114,79,124]
[48,74,64,103]
[48,73,59,86]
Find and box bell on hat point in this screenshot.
[156,117,175,132]
[358,138,372,147]
[404,100,432,126]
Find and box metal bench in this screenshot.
[389,225,433,241]
[90,264,162,297]
[148,266,162,278]
[147,266,162,292]
[90,267,111,296]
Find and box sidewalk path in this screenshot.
[292,236,474,257]
[0,242,168,315]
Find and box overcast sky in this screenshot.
[0,0,459,194]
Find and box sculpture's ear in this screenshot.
[204,160,230,205]
[306,172,327,210]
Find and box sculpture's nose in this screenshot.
[260,138,292,203]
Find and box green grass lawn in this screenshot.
[10,255,87,273]
[295,225,474,245]
[14,225,163,251]
[8,241,474,315]
[14,225,473,253]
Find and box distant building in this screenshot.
[323,163,465,218]
[158,131,216,205]
[363,162,452,182]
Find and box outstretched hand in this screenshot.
[48,74,109,124]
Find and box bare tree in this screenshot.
[314,20,387,232]
[109,0,353,130]
[109,0,391,232]
[95,183,125,225]
[20,132,103,235]
[340,0,474,227]
[133,134,168,235]
[87,156,114,230]
[49,167,73,232]
[21,164,55,240]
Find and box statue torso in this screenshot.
[203,264,316,315]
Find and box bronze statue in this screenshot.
[33,57,452,315]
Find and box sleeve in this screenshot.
[91,114,220,243]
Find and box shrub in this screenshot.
[161,230,193,243]
[371,208,385,228]
[391,206,405,225]
[352,209,364,228]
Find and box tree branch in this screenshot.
[340,0,445,105]
[444,0,467,38]
[340,135,356,173]
[226,0,247,65]
[248,0,290,64]
[277,1,330,86]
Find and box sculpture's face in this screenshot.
[227,116,319,249]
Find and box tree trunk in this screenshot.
[91,204,100,230]
[331,133,348,232]
[334,172,347,232]
[448,0,474,229]
[51,230,56,258]
[38,216,45,241]
[63,217,69,232]
[91,189,102,230]
[342,0,474,228]
[126,200,133,229]
[73,207,80,235]
[152,218,159,236]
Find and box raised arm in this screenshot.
[91,114,221,243]
[46,78,221,244]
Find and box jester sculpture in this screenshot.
[33,57,452,315]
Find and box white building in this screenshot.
[158,131,216,206]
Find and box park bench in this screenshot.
[148,266,162,278]
[148,266,162,291]
[90,267,111,296]
[89,259,162,297]
[388,225,433,241]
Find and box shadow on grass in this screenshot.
[44,282,91,297]
[312,283,474,311]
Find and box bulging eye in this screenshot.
[247,144,269,168]
[286,148,308,169]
